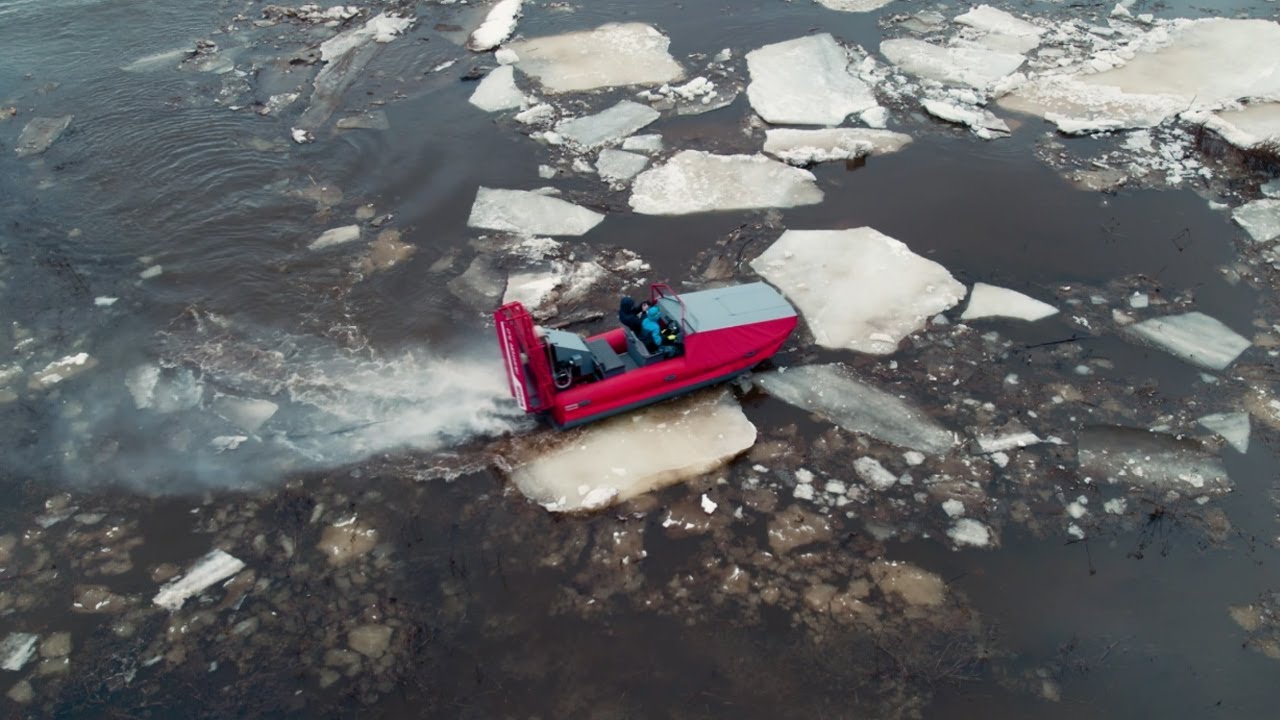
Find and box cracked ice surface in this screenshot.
[468,65,526,112]
[555,101,659,149]
[880,38,1025,90]
[508,391,756,512]
[467,187,605,236]
[1198,412,1251,454]
[505,23,684,94]
[1078,427,1230,493]
[746,34,878,126]
[1232,199,1280,244]
[961,283,1058,322]
[1001,19,1280,134]
[750,228,965,353]
[1121,312,1250,371]
[153,549,246,611]
[629,151,823,215]
[762,128,912,166]
[755,364,956,455]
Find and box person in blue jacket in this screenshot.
[641,304,665,352]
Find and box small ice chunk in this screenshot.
[854,457,900,490]
[291,128,314,144]
[746,34,878,125]
[139,265,163,279]
[467,0,522,52]
[1122,312,1250,371]
[506,23,685,94]
[1066,500,1088,519]
[309,225,361,250]
[212,395,279,433]
[794,483,816,500]
[975,421,1042,453]
[762,128,912,165]
[514,103,555,125]
[596,149,649,182]
[629,151,822,215]
[1232,199,1280,244]
[1197,412,1250,454]
[468,65,526,112]
[700,493,718,514]
[211,435,249,452]
[948,518,991,547]
[903,450,926,466]
[1262,180,1280,199]
[1103,498,1127,514]
[961,283,1058,321]
[815,0,894,11]
[880,38,1025,90]
[1129,292,1149,309]
[921,99,1010,139]
[152,549,246,611]
[0,633,38,672]
[467,187,605,236]
[1067,523,1085,540]
[555,100,659,149]
[750,227,965,353]
[94,296,118,307]
[622,134,664,154]
[942,499,965,517]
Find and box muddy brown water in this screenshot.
[2,0,1280,717]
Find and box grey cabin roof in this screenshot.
[656,282,795,334]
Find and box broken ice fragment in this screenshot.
[1078,426,1231,493]
[629,151,822,215]
[762,128,912,166]
[974,420,1042,454]
[921,100,1010,139]
[880,38,1024,90]
[954,5,1045,54]
[29,353,96,390]
[947,518,991,547]
[595,149,649,183]
[0,633,38,672]
[467,0,521,52]
[212,395,279,433]
[152,549,246,611]
[468,65,525,112]
[961,283,1058,321]
[1197,412,1250,454]
[756,364,955,455]
[15,116,72,157]
[746,34,877,126]
[467,187,604,236]
[506,391,756,513]
[555,100,659,149]
[309,225,361,250]
[750,228,965,353]
[700,494,718,514]
[1232,199,1280,244]
[506,23,684,93]
[622,134,663,154]
[1121,312,1250,371]
[854,457,899,490]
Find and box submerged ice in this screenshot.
[1121,312,1250,371]
[1079,427,1230,494]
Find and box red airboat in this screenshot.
[494,282,798,428]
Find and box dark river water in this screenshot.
[2,0,1279,717]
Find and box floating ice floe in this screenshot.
[629,151,823,215]
[596,149,649,183]
[309,225,361,250]
[1232,199,1280,244]
[854,456,899,490]
[622,134,663,154]
[1078,426,1231,493]
[0,633,38,672]
[29,353,96,390]
[746,34,878,126]
[15,116,72,157]
[880,38,1024,90]
[750,228,965,353]
[467,187,605,235]
[1000,19,1280,136]
[505,23,684,93]
[1121,311,1250,371]
[468,65,526,112]
[961,283,1058,322]
[815,0,895,11]
[1262,180,1280,200]
[1200,103,1280,150]
[954,5,1045,54]
[555,100,659,149]
[467,0,522,52]
[153,549,246,611]
[507,391,756,512]
[974,420,1042,454]
[212,395,279,433]
[921,99,1010,139]
[1198,412,1250,454]
[755,364,955,455]
[762,128,912,166]
[947,518,992,547]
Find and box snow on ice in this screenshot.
[467,187,605,236]
[468,65,526,112]
[762,128,912,166]
[555,100,660,149]
[153,549,246,611]
[1232,199,1280,244]
[750,228,965,353]
[755,364,956,455]
[1122,312,1250,371]
[507,391,756,513]
[880,38,1025,90]
[961,283,1058,322]
[1078,426,1231,494]
[467,0,522,52]
[629,151,823,215]
[505,23,685,94]
[745,34,878,126]
[1198,412,1251,454]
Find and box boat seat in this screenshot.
[586,337,625,378]
[622,327,664,367]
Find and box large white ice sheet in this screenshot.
[508,391,756,512]
[467,187,605,236]
[880,38,1025,90]
[746,34,878,126]
[1122,311,1250,371]
[153,549,246,611]
[762,128,912,165]
[750,228,965,353]
[755,364,955,454]
[629,151,823,215]
[961,283,1058,321]
[505,23,685,93]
